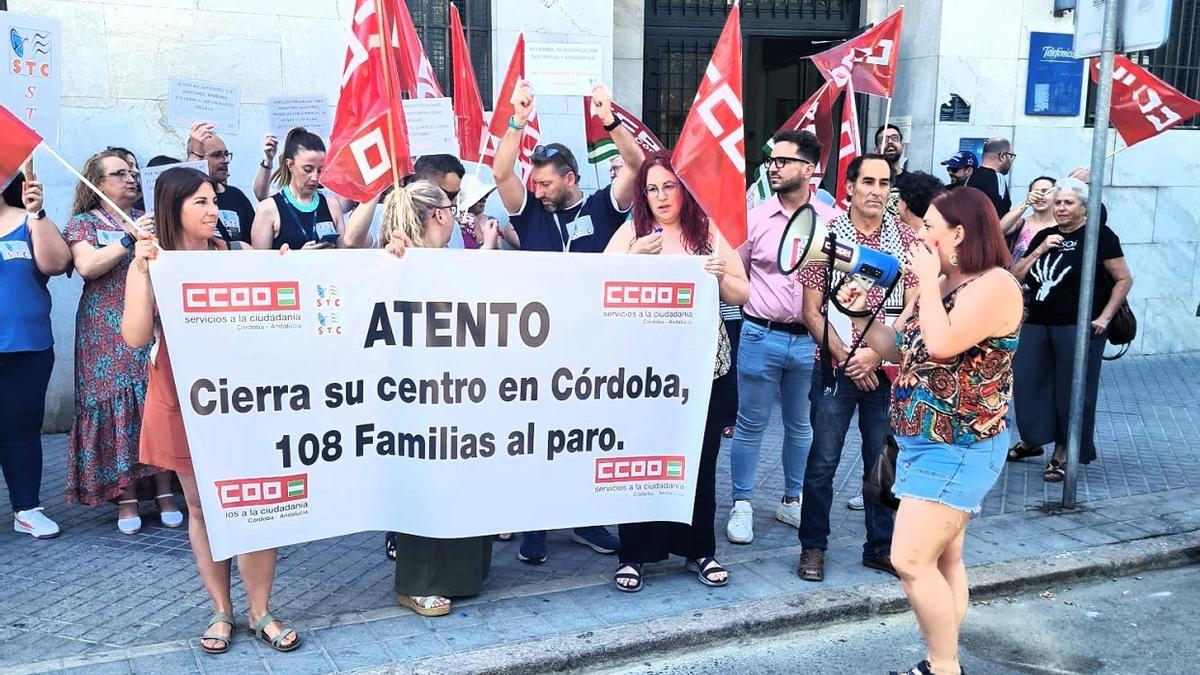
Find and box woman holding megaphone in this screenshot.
[838,188,1023,675]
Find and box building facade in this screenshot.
[5,0,1197,430]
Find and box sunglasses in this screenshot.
[531,145,577,174]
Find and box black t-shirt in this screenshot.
[508,185,628,253]
[1023,224,1124,325]
[965,167,1011,218]
[215,185,256,244]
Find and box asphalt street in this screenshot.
[587,564,1200,675]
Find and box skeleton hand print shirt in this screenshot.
[1023,223,1125,326]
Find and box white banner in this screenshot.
[149,249,718,560]
[1,12,61,144]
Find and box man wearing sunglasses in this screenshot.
[493,80,645,255]
[491,80,644,564]
[965,137,1015,219]
[726,130,841,545]
[186,122,268,247]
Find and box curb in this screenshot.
[389,529,1200,674]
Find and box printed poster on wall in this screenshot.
[1,12,61,144]
[148,249,719,560]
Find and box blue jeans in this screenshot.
[799,366,895,558]
[729,322,814,501]
[0,349,53,512]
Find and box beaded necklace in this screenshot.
[282,185,319,214]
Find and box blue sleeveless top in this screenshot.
[0,219,53,352]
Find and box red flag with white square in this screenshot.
[0,105,42,189]
[810,8,902,98]
[1091,54,1200,148]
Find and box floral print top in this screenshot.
[890,277,1021,445]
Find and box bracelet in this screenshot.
[508,116,526,130]
[602,115,623,132]
[260,160,271,170]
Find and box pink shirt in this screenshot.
[739,194,841,324]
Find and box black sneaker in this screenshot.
[863,554,900,578]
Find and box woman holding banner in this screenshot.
[122,167,300,654]
[369,179,495,616]
[65,149,183,533]
[250,127,346,251]
[1,171,72,539]
[603,151,748,591]
[839,188,1023,675]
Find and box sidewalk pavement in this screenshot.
[1,353,1198,674]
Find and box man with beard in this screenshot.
[795,154,918,583]
[494,81,643,254]
[493,80,643,564]
[875,124,906,220]
[940,150,977,189]
[186,122,272,246]
[725,130,840,545]
[965,137,1015,218]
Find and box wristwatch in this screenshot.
[120,233,136,249]
[602,115,623,132]
[28,209,46,220]
[260,159,271,169]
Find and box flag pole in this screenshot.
[1106,142,1130,159]
[374,0,404,195]
[40,144,147,234]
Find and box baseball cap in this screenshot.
[941,151,978,169]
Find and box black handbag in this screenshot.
[1099,266,1136,360]
[864,435,901,511]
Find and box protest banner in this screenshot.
[401,97,458,157]
[1,12,61,144]
[149,249,718,560]
[168,77,240,133]
[268,95,331,138]
[138,160,208,215]
[526,43,604,97]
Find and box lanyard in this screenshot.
[552,196,586,252]
[281,199,318,242]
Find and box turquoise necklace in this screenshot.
[282,185,319,214]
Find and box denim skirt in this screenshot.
[892,432,1009,513]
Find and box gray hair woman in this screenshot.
[1009,177,1133,482]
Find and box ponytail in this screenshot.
[379,180,443,248]
[272,127,326,189]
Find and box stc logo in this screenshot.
[215,473,308,508]
[596,456,686,484]
[182,282,300,313]
[9,27,53,78]
[603,282,695,309]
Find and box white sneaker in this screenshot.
[726,500,754,544]
[14,507,60,539]
[847,493,865,510]
[775,498,803,529]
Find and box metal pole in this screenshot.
[1064,0,1120,508]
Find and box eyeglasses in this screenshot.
[764,156,813,171]
[105,169,141,181]
[644,181,679,200]
[434,203,458,216]
[1001,152,1017,160]
[878,134,902,144]
[531,145,577,174]
[201,151,234,160]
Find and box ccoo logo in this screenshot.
[215,473,308,508]
[182,282,301,313]
[596,456,686,483]
[603,281,694,309]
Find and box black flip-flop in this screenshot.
[1043,459,1066,483]
[614,563,643,592]
[1007,442,1045,462]
[686,557,728,587]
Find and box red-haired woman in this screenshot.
[603,151,748,591]
[840,188,1023,675]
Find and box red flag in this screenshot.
[834,84,862,210]
[582,98,665,163]
[810,8,902,98]
[1090,55,1200,148]
[393,0,443,98]
[482,35,541,187]
[323,0,413,203]
[777,80,840,181]
[0,105,42,189]
[672,6,746,248]
[450,4,485,161]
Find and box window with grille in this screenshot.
[1086,0,1199,129]
[407,0,492,108]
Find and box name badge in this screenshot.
[314,221,337,239]
[0,240,32,261]
[219,210,241,238]
[568,216,594,243]
[96,229,126,247]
